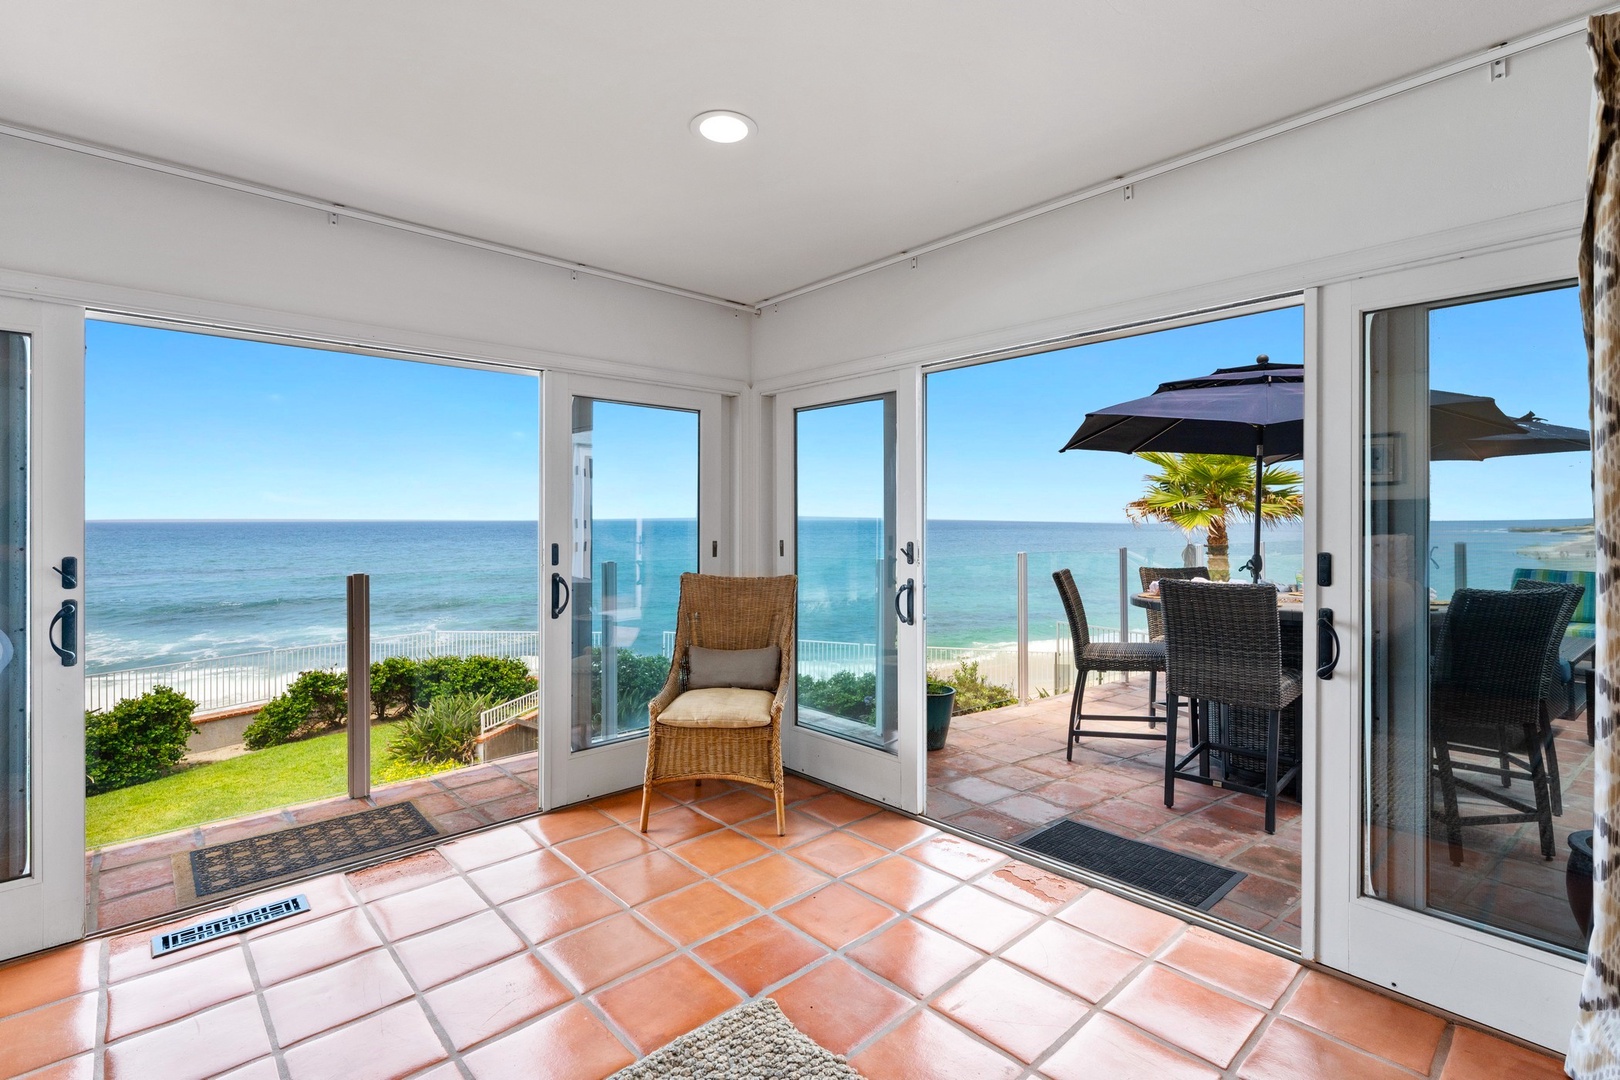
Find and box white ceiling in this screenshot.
[0,2,1599,304]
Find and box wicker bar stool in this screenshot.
[1507,577,1583,813]
[639,573,797,836]
[1159,579,1301,833]
[1053,568,1167,761]
[1139,566,1209,718]
[1430,586,1573,862]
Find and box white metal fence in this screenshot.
[87,629,540,715]
[479,689,540,737]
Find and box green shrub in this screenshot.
[591,648,671,736]
[387,692,488,766]
[798,670,876,725]
[369,656,418,719]
[85,685,198,794]
[940,661,1016,715]
[410,655,535,708]
[244,670,348,749]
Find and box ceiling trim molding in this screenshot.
[0,123,761,315]
[752,12,1599,309]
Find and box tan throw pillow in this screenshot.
[686,645,780,691]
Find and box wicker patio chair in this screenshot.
[1053,568,1167,761]
[1159,579,1301,833]
[1139,565,1209,717]
[1430,586,1573,862]
[639,573,797,836]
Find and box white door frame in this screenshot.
[771,369,926,813]
[0,297,85,959]
[1313,235,1583,1051]
[539,372,728,810]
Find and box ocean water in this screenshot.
[83,517,1590,673]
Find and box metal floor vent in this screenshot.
[150,894,310,957]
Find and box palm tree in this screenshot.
[1125,452,1304,580]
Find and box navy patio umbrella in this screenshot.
[1061,357,1526,582]
[1431,414,1591,461]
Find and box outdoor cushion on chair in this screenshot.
[657,687,775,728]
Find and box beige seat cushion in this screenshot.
[657,687,775,728]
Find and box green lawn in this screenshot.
[85,723,456,850]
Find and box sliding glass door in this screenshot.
[1316,238,1586,1051]
[774,371,924,811]
[0,297,84,961]
[540,375,726,808]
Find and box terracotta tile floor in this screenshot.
[929,677,1597,954]
[85,753,542,933]
[5,776,1566,1078]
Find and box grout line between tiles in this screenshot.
[235,934,292,1080]
[93,939,109,1080]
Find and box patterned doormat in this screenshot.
[174,802,440,902]
[1017,820,1245,911]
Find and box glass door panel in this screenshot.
[1315,240,1586,1052]
[1363,284,1591,956]
[794,397,899,751]
[774,372,923,812]
[540,375,722,810]
[0,332,27,888]
[569,399,698,752]
[0,298,84,961]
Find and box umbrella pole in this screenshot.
[1251,445,1264,583]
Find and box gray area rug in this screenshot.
[611,999,865,1080]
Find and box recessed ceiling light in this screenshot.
[692,111,755,144]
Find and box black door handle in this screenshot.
[1317,607,1340,680]
[49,599,78,667]
[895,578,915,626]
[550,573,571,620]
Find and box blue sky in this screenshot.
[88,286,1589,523]
[925,287,1589,523]
[1428,286,1589,521]
[86,321,541,520]
[926,307,1307,522]
[796,398,886,518]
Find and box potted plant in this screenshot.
[926,676,956,751]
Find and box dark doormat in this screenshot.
[174,801,440,902]
[1016,820,1245,911]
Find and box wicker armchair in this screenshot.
[1054,568,1167,761]
[1159,579,1301,833]
[1139,566,1209,717]
[639,573,797,836]
[1431,586,1573,861]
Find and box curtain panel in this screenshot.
[1571,13,1620,1078]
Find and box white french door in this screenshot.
[539,373,727,809]
[0,297,85,960]
[1314,237,1585,1051]
[772,370,925,812]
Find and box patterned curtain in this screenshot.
[1571,14,1620,1077]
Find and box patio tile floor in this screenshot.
[928,675,1597,954]
[84,754,543,933]
[5,776,1566,1078]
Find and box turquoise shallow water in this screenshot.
[83,517,1585,672]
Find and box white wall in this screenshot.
[751,35,1589,386]
[0,135,749,385]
